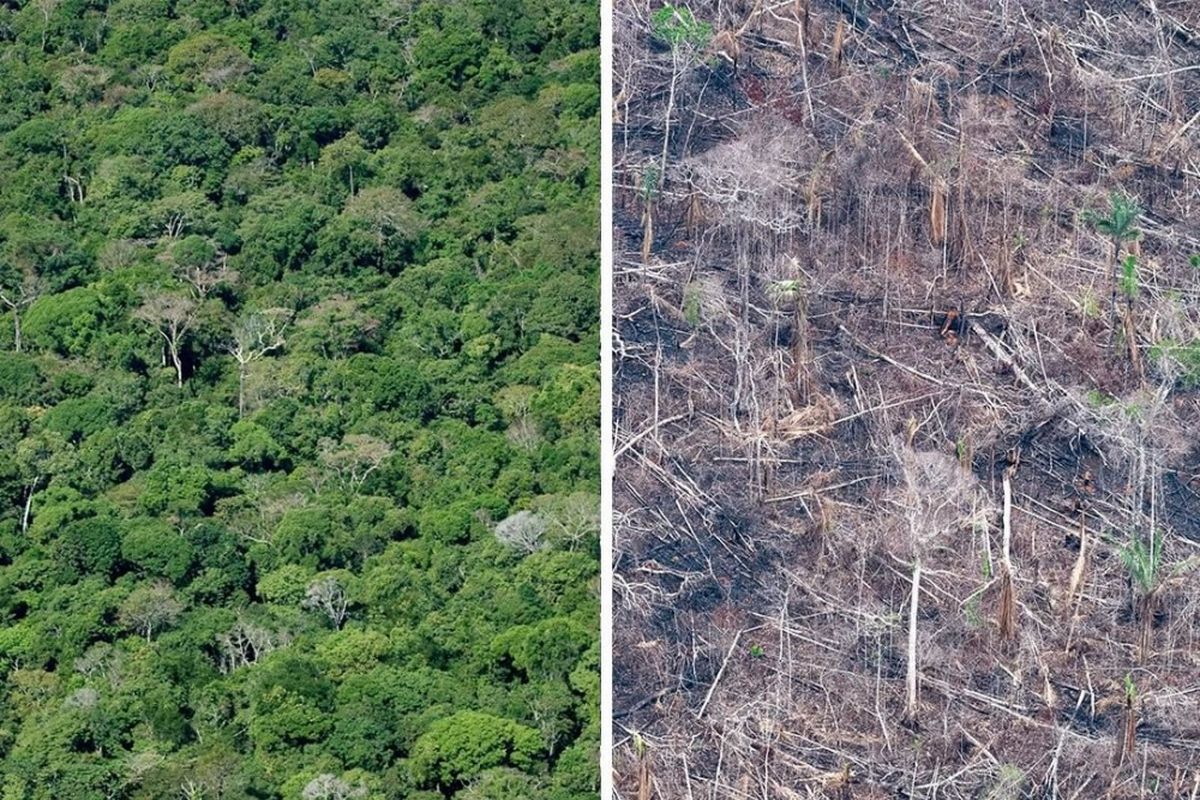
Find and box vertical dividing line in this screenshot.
[600,0,615,794]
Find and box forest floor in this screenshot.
[613,1,1200,797]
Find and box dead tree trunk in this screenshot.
[21,478,39,534]
[905,556,921,720]
[998,463,1017,640]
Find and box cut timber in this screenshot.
[696,629,744,718]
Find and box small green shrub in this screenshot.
[651,5,713,50]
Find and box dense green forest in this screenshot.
[0,0,599,797]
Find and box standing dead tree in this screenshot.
[227,308,291,417]
[997,448,1018,641]
[303,575,350,629]
[134,292,198,387]
[316,434,393,494]
[0,267,42,353]
[892,439,981,722]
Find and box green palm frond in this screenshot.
[767,279,803,306]
[1086,192,1142,242]
[1120,530,1163,593]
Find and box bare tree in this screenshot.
[227,308,291,417]
[494,510,549,554]
[0,268,42,353]
[317,434,393,494]
[135,293,199,387]
[543,492,601,550]
[216,618,287,673]
[118,581,184,642]
[180,256,236,301]
[302,775,366,800]
[303,576,350,629]
[892,440,980,721]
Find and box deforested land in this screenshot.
[613,1,1200,798]
[0,1,599,798]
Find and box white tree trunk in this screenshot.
[1001,471,1013,572]
[169,340,183,387]
[238,360,247,418]
[659,49,680,185]
[22,480,37,533]
[906,557,921,718]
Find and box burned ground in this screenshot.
[613,1,1200,798]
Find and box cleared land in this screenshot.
[613,1,1200,798]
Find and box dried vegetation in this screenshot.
[613,0,1200,797]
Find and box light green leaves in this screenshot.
[1120,529,1163,594]
[1085,191,1142,242]
[651,5,713,50]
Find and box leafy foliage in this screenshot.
[1086,192,1142,243]
[651,5,713,50]
[0,0,599,797]
[1120,530,1163,594]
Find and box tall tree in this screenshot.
[227,308,291,417]
[0,265,43,353]
[135,293,198,387]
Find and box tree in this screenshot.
[768,268,814,406]
[1086,192,1143,374]
[134,292,198,387]
[411,711,543,788]
[166,33,252,90]
[320,132,370,196]
[1118,532,1156,662]
[303,575,350,629]
[494,510,548,554]
[302,773,367,800]
[893,440,980,721]
[14,431,74,534]
[317,434,393,494]
[0,264,43,352]
[649,5,712,184]
[171,235,236,300]
[541,492,600,550]
[293,296,379,359]
[331,186,424,271]
[118,581,184,641]
[227,308,291,417]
